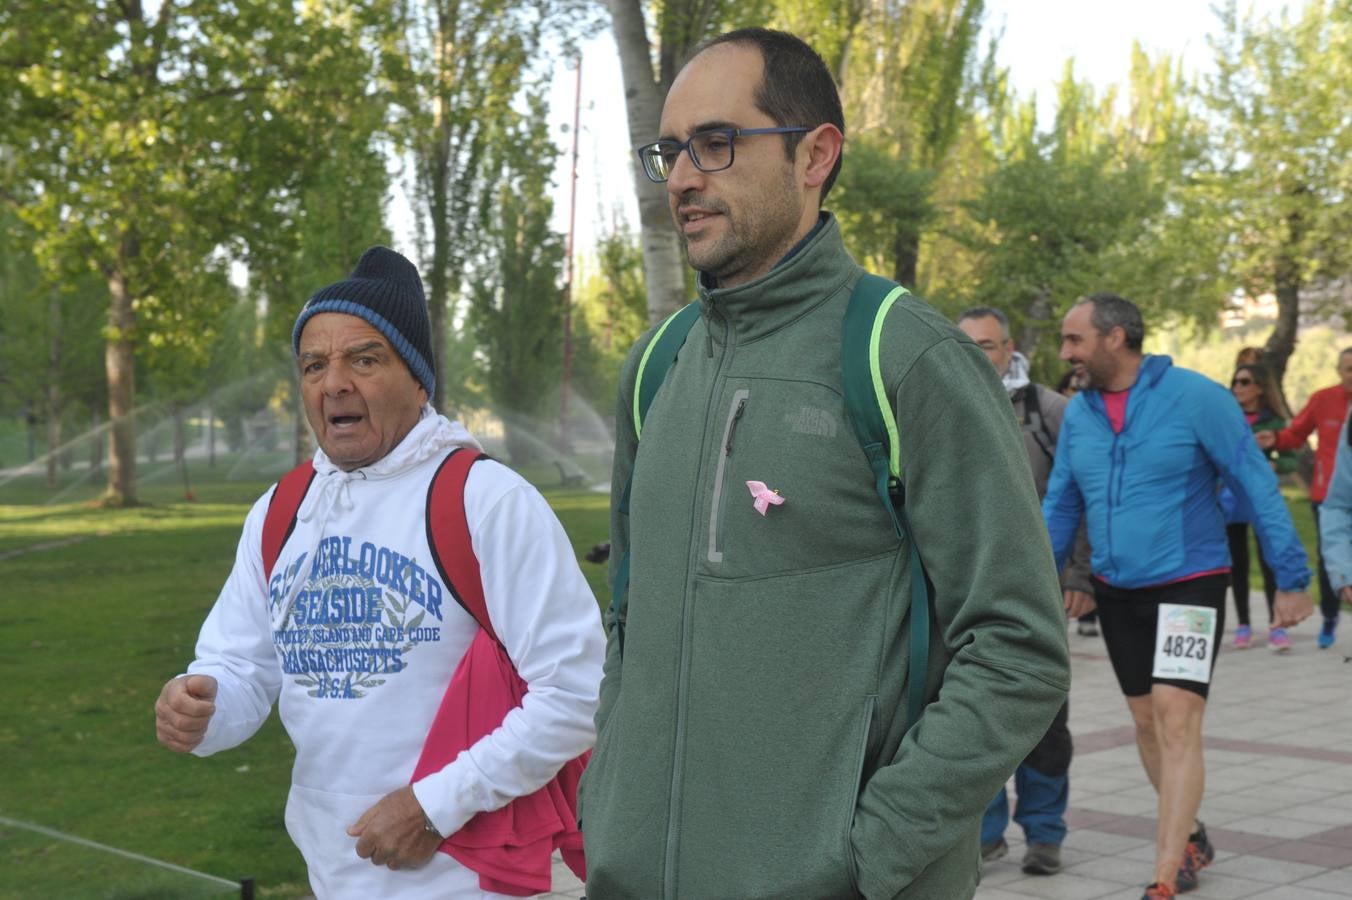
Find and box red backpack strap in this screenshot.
[262,461,316,582]
[426,448,496,643]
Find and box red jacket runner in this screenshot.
[1273,384,1352,502]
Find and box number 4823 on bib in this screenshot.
[1151,603,1218,684]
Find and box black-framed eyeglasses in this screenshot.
[635,126,813,183]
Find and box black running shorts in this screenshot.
[1091,573,1228,700]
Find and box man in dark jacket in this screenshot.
[959,306,1092,877]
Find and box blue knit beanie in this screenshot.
[292,246,436,399]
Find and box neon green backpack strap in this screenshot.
[842,273,932,733]
[610,302,702,653]
[633,302,702,439]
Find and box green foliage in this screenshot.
[0,210,105,420]
[1182,1,1352,384]
[0,0,403,501]
[394,0,597,400]
[942,47,1221,381]
[1204,1,1352,294]
[568,225,649,424]
[467,94,568,463]
[831,0,987,286]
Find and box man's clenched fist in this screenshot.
[155,674,217,753]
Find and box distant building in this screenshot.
[1221,278,1351,331]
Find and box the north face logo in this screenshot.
[785,406,838,437]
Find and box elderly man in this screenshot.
[958,306,1092,877]
[1044,293,1311,899]
[155,246,604,898]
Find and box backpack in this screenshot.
[262,448,492,618]
[1021,383,1057,464]
[261,448,588,891]
[613,273,933,731]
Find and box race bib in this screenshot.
[1152,603,1218,683]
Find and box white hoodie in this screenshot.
[187,409,605,898]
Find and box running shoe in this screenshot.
[1233,624,1252,649]
[1142,883,1177,899]
[1175,821,1215,892]
[1318,617,1337,649]
[1022,842,1062,875]
[980,837,1008,863]
[1269,627,1292,652]
[1077,620,1099,637]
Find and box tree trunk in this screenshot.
[1263,250,1300,411]
[1263,191,1306,411]
[293,368,312,466]
[606,0,690,324]
[427,96,452,405]
[891,230,919,289]
[45,286,63,488]
[89,402,103,475]
[45,403,61,489]
[173,402,186,462]
[1017,285,1055,365]
[104,267,138,506]
[25,404,37,462]
[206,402,216,468]
[173,401,193,499]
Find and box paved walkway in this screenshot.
[543,611,1352,898]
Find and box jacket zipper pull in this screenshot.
[726,398,747,454]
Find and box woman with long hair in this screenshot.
[1225,362,1298,650]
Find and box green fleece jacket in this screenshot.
[580,216,1070,900]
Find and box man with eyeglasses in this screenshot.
[581,28,1070,900]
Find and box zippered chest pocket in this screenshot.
[701,381,899,579]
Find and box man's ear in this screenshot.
[1105,326,1126,352]
[801,124,843,192]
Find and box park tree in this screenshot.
[0,0,397,505]
[1192,0,1352,390]
[467,96,568,464]
[568,221,649,419]
[604,0,733,323]
[395,0,594,401]
[954,48,1207,375]
[831,0,988,288]
[0,206,105,483]
[247,96,396,466]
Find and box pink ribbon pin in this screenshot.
[746,480,785,516]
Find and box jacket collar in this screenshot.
[696,212,858,346]
[310,405,483,482]
[1084,354,1173,425]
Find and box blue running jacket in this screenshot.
[1043,355,1311,591]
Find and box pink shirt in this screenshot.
[1102,388,1130,434]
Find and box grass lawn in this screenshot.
[0,457,1319,897]
[0,462,611,899]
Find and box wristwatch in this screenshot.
[423,812,442,839]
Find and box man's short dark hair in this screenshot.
[1076,292,1145,351]
[1339,346,1352,361]
[697,28,845,199]
[957,306,1011,339]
